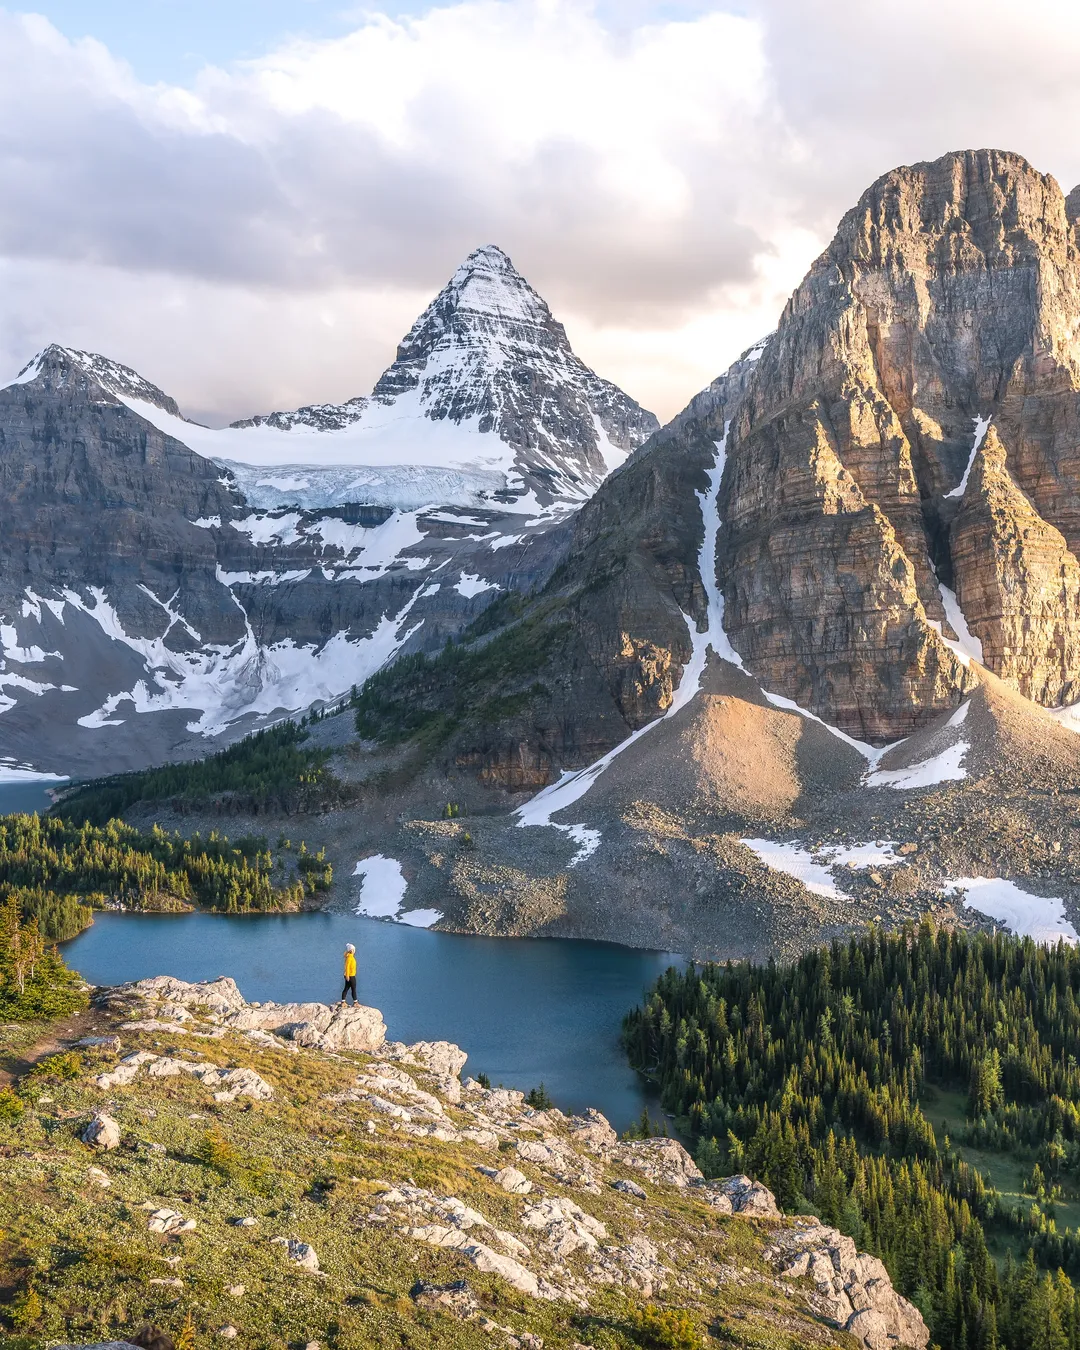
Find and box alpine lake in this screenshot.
[0,782,681,1131]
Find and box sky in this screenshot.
[5,0,1080,425]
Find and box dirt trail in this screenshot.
[0,1005,109,1087]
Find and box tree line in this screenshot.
[623,923,1080,1350]
[56,722,353,823]
[0,813,328,940]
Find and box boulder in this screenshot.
[521,1195,607,1258]
[611,1178,647,1200]
[702,1174,781,1218]
[129,975,246,1017]
[82,1112,121,1151]
[766,1221,930,1350]
[615,1138,703,1188]
[147,1208,195,1235]
[493,1166,533,1194]
[568,1107,617,1153]
[271,1236,319,1271]
[410,1278,479,1319]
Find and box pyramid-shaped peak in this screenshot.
[436,243,552,330]
[455,243,518,275]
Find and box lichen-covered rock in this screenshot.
[700,1174,781,1217]
[82,1111,121,1150]
[567,1108,617,1153]
[410,1278,478,1319]
[766,1221,930,1350]
[614,1137,703,1188]
[493,1165,533,1194]
[147,1207,195,1235]
[271,1236,319,1271]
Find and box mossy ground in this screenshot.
[0,1013,850,1350]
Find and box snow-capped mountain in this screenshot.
[0,246,660,776]
[26,245,657,514]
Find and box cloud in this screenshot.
[3,0,1080,421]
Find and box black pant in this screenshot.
[341,975,357,1003]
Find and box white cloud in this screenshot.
[4,0,1080,421]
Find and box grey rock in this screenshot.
[82,1112,121,1151]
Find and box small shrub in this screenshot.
[196,1128,238,1179]
[628,1304,699,1350]
[174,1311,197,1350]
[476,1072,491,1089]
[24,1050,81,1083]
[525,1082,553,1110]
[7,1283,42,1330]
[0,1086,24,1123]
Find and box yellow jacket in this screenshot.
[344,951,356,978]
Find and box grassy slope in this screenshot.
[0,1016,853,1350]
[922,1084,1080,1248]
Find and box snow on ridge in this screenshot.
[514,427,739,860]
[59,579,426,737]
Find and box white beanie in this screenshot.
[345,943,355,953]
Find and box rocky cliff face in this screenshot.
[719,149,1080,738]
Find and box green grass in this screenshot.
[0,1017,859,1350]
[921,1084,1080,1246]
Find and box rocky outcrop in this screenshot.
[767,1221,930,1350]
[110,975,387,1053]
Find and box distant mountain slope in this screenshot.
[318,153,1080,958]
[47,244,658,511]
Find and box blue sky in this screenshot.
[19,1,430,80]
[20,1,724,82]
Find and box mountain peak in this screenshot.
[11,344,181,415]
[385,245,556,368]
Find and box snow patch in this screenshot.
[455,574,500,599]
[943,415,992,499]
[866,740,968,789]
[930,583,983,666]
[352,854,441,927]
[943,877,1078,944]
[741,838,901,900]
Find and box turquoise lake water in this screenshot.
[63,910,681,1131]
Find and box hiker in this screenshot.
[341,943,358,1004]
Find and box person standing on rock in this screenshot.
[341,944,358,1004]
